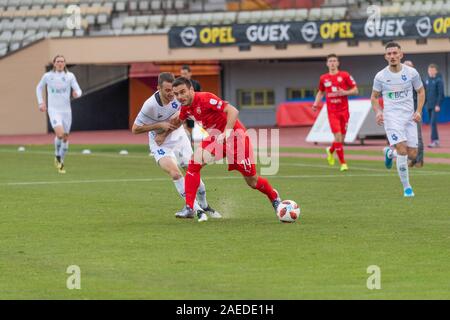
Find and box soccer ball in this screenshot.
[276,200,301,223]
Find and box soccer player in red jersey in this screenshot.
[168,77,281,222]
[312,54,359,171]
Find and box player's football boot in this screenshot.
[54,156,61,169]
[404,187,415,198]
[201,205,222,219]
[272,189,282,213]
[383,147,393,169]
[340,163,348,172]
[197,210,208,222]
[326,147,335,166]
[175,205,195,219]
[58,163,66,174]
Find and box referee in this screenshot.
[180,65,202,145]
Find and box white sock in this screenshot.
[173,177,202,211]
[60,140,69,163]
[54,137,62,157]
[197,179,208,209]
[387,148,398,159]
[396,155,411,189]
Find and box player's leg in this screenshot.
[58,112,72,173]
[231,133,281,212]
[157,156,204,218]
[394,142,414,197]
[183,145,216,222]
[177,137,221,218]
[243,174,281,213]
[326,112,338,166]
[336,112,349,171]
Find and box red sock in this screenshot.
[253,176,278,202]
[335,142,346,164]
[185,162,202,209]
[329,142,336,153]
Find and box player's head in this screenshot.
[172,77,194,106]
[180,65,192,79]
[428,63,439,78]
[52,54,67,73]
[326,54,339,72]
[157,72,175,102]
[384,42,403,68]
[404,60,414,68]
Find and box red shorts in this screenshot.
[201,131,256,177]
[328,110,349,135]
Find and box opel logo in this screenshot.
[180,27,197,47]
[301,22,318,43]
[416,17,432,38]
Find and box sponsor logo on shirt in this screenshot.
[387,90,409,100]
[196,107,202,114]
[209,99,218,105]
[50,88,68,94]
[401,75,407,81]
[324,81,332,87]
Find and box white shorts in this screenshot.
[149,130,192,168]
[48,110,72,133]
[384,118,418,148]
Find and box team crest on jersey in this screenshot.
[196,107,202,114]
[171,102,178,109]
[402,75,407,81]
[324,81,332,87]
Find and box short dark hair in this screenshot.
[158,72,175,86]
[385,42,401,50]
[327,53,338,60]
[172,76,192,89]
[428,63,439,70]
[181,65,191,72]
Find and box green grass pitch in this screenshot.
[0,145,449,299]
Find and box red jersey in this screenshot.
[318,71,357,113]
[179,92,246,135]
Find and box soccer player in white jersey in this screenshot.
[36,55,82,174]
[132,72,221,221]
[371,42,425,197]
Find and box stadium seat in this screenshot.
[188,13,201,25]
[11,29,24,42]
[162,0,173,10]
[409,1,422,16]
[210,12,225,25]
[150,0,161,11]
[122,16,136,28]
[0,30,12,43]
[175,13,189,26]
[148,14,163,28]
[199,12,212,25]
[164,14,177,27]
[139,1,149,11]
[115,1,126,12]
[443,0,450,14]
[61,29,74,37]
[237,11,251,24]
[136,15,149,28]
[332,7,347,20]
[48,29,61,38]
[430,0,444,15]
[422,0,433,14]
[295,8,308,21]
[281,9,295,22]
[249,10,263,23]
[308,8,321,21]
[174,0,186,11]
[222,11,236,25]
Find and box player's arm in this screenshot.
[36,74,47,112]
[131,120,177,135]
[153,113,184,145]
[312,91,325,112]
[371,90,383,125]
[414,86,425,123]
[70,75,82,99]
[339,86,359,97]
[216,104,239,144]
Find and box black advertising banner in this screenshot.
[168,15,450,48]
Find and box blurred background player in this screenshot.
[424,63,445,148]
[180,65,202,146]
[132,72,220,220]
[171,77,281,222]
[371,42,425,197]
[36,54,82,174]
[404,60,424,167]
[312,54,358,172]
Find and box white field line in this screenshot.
[2,171,449,187]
